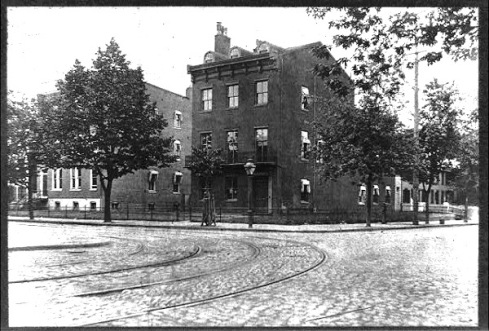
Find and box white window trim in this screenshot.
[301,86,310,111]
[173,110,182,129]
[358,185,366,205]
[89,169,98,191]
[52,169,62,191]
[70,168,81,191]
[300,178,311,203]
[173,171,183,194]
[148,170,158,193]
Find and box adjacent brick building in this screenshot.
[41,83,192,211]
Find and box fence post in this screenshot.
[189,205,192,222]
[65,205,68,218]
[84,205,87,219]
[47,205,50,218]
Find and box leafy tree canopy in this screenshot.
[40,38,177,222]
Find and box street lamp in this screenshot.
[244,159,256,228]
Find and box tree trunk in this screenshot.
[103,178,113,223]
[28,157,36,220]
[366,175,372,227]
[464,196,469,222]
[425,190,430,224]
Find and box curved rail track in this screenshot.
[80,237,328,327]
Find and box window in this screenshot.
[430,189,435,204]
[435,190,439,204]
[73,201,79,210]
[301,131,311,160]
[257,43,269,54]
[301,179,311,202]
[225,176,238,200]
[373,185,380,204]
[200,132,212,150]
[255,81,268,105]
[90,169,98,190]
[173,172,183,193]
[227,84,239,108]
[358,185,366,204]
[441,191,445,203]
[301,86,310,110]
[385,186,391,204]
[55,201,61,210]
[202,88,213,111]
[148,170,158,191]
[70,168,81,190]
[52,169,62,190]
[174,140,182,159]
[174,111,182,128]
[90,202,97,210]
[402,188,411,203]
[230,48,240,58]
[255,128,268,162]
[227,131,238,163]
[111,201,120,209]
[204,52,214,63]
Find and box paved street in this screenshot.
[8,220,478,327]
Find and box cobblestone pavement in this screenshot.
[8,221,478,327]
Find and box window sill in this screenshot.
[89,188,98,191]
[172,192,181,195]
[148,190,157,194]
[226,199,238,202]
[70,189,81,192]
[300,200,309,204]
[173,127,182,130]
[51,189,62,191]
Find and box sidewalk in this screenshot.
[8,216,478,233]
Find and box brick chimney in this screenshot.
[215,22,230,56]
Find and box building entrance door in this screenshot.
[253,176,269,214]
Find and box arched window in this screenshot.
[204,52,214,63]
[257,43,270,54]
[373,185,380,204]
[230,47,240,58]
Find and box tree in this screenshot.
[40,39,176,222]
[416,79,461,223]
[7,93,45,219]
[449,107,479,221]
[309,8,412,226]
[314,92,412,227]
[186,146,223,226]
[308,6,478,224]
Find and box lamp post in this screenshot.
[244,159,256,228]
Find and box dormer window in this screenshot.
[204,52,214,63]
[257,43,270,54]
[230,48,240,59]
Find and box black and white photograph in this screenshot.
[3,5,486,328]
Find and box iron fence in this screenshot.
[8,202,466,224]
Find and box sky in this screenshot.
[7,6,479,126]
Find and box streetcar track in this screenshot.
[9,245,202,284]
[73,239,261,297]
[80,240,327,327]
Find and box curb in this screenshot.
[8,218,478,234]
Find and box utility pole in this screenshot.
[412,48,420,225]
